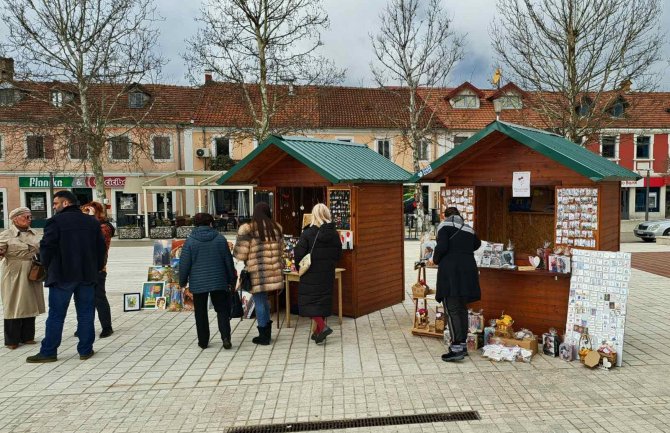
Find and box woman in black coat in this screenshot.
[294,203,342,344]
[433,207,481,362]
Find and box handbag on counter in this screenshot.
[298,228,321,277]
[28,254,46,282]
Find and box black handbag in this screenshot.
[230,290,244,319]
[239,269,252,292]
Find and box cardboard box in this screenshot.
[495,336,538,355]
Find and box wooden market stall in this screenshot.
[217,135,411,318]
[415,121,640,336]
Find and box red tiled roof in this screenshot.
[444,82,484,99]
[487,82,527,100]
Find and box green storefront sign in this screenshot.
[19,176,75,188]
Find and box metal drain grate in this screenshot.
[227,411,480,433]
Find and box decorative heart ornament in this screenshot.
[528,256,541,268]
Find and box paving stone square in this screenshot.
[0,239,669,432]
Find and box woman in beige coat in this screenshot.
[0,207,45,349]
[233,202,284,345]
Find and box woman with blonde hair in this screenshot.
[233,202,284,345]
[294,203,342,344]
[0,207,45,349]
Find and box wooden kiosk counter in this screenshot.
[415,121,640,336]
[217,135,412,318]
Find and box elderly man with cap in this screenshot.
[0,207,45,349]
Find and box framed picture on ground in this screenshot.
[124,293,141,312]
[155,296,167,310]
[142,281,165,309]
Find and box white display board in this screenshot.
[565,249,631,367]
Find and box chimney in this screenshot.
[0,57,14,81]
[204,69,213,84]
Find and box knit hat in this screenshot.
[9,207,31,220]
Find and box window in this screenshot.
[128,92,146,108]
[152,136,171,160]
[377,139,390,159]
[214,137,230,156]
[600,136,617,158]
[110,136,131,160]
[336,138,353,142]
[416,139,429,160]
[608,100,626,118]
[635,187,660,212]
[51,91,64,107]
[0,88,14,106]
[576,97,593,117]
[635,136,650,159]
[497,94,523,109]
[27,135,53,159]
[450,90,479,109]
[453,136,468,146]
[69,138,88,160]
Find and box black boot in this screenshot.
[252,321,272,345]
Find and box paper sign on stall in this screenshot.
[512,171,531,197]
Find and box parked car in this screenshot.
[633,220,670,242]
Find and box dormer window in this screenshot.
[50,90,73,107]
[576,96,593,117]
[450,89,479,109]
[497,93,522,109]
[0,82,17,106]
[128,91,147,108]
[607,98,627,118]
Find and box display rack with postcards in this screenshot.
[555,187,599,249]
[328,188,352,230]
[440,187,475,227]
[564,249,631,367]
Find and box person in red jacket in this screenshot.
[80,201,115,338]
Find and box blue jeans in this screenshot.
[253,292,271,327]
[40,284,95,357]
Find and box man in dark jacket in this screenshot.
[27,191,106,363]
[433,207,481,362]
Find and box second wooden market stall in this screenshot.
[414,121,640,336]
[217,135,412,318]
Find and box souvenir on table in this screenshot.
[141,281,165,309]
[282,236,300,272]
[555,187,599,249]
[440,187,475,227]
[468,309,484,333]
[495,314,514,338]
[328,189,351,230]
[489,243,504,268]
[483,320,496,346]
[479,242,493,267]
[416,308,429,329]
[559,342,576,361]
[466,333,479,351]
[153,240,172,266]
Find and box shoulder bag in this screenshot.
[238,269,252,292]
[298,228,321,277]
[28,254,46,282]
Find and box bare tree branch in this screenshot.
[184,0,345,144]
[1,0,164,203]
[491,0,665,143]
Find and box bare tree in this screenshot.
[491,0,665,143]
[1,0,164,203]
[370,0,464,226]
[185,0,344,143]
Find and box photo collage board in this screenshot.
[328,189,351,230]
[440,187,475,227]
[565,249,631,367]
[555,187,599,249]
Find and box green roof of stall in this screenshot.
[411,121,641,183]
[217,135,412,184]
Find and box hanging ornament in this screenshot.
[300,205,304,211]
[291,211,296,217]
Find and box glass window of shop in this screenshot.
[635,187,660,212]
[115,193,138,226]
[25,191,48,228]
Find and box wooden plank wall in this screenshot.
[352,184,405,317]
[598,182,621,251]
[258,154,332,187]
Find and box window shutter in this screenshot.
[44,136,54,159]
